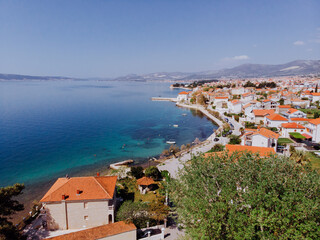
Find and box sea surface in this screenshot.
[0,80,217,188]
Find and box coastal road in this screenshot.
[223,115,242,136]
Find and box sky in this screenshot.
[0,0,319,78]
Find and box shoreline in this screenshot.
[13,102,220,225]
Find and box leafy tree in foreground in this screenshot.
[170,152,320,239]
[128,166,144,179]
[145,166,162,180]
[116,201,151,229]
[0,183,25,240]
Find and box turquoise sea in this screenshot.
[0,80,217,188]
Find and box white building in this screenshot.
[306,118,320,143]
[280,122,306,138]
[241,128,279,151]
[282,108,307,119]
[228,100,242,114]
[41,175,117,230]
[177,91,190,102]
[311,93,320,103]
[265,113,288,129]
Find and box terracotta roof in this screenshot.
[226,144,275,157]
[253,128,279,139]
[242,93,252,97]
[287,108,298,114]
[136,177,155,186]
[244,128,258,132]
[44,221,136,240]
[253,109,275,117]
[290,118,310,122]
[281,122,305,129]
[309,118,320,125]
[278,105,291,108]
[266,113,288,121]
[215,96,228,99]
[231,100,240,104]
[243,103,252,109]
[40,176,117,203]
[311,93,320,96]
[302,133,312,139]
[178,91,189,95]
[263,99,270,102]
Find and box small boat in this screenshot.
[173,124,179,128]
[166,140,176,144]
[182,113,187,116]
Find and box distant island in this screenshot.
[1,59,319,82]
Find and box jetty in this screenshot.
[110,159,134,170]
[151,97,177,102]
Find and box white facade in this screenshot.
[306,122,320,143]
[177,93,188,102]
[265,118,288,129]
[44,198,115,230]
[241,134,277,151]
[280,127,306,138]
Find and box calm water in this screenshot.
[0,80,217,187]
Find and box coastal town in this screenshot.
[3,75,315,239]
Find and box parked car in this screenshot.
[225,118,229,122]
[214,137,219,142]
[139,229,161,238]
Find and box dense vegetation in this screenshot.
[170,153,320,239]
[0,184,25,240]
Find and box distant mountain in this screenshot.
[113,60,320,81]
[1,60,319,81]
[0,73,73,81]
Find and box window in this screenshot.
[84,215,88,220]
[84,202,88,209]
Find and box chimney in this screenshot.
[62,194,66,200]
[97,172,100,177]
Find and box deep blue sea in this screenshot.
[0,80,217,187]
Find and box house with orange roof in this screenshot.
[214,96,229,109]
[290,98,310,108]
[177,91,191,102]
[265,113,288,128]
[289,118,310,125]
[227,99,242,114]
[241,128,279,151]
[280,122,306,138]
[252,109,275,124]
[306,118,320,142]
[241,92,255,103]
[276,105,291,114]
[311,92,320,103]
[45,221,137,240]
[261,99,278,109]
[40,175,117,230]
[282,108,307,119]
[204,144,275,158]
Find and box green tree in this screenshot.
[228,134,241,144]
[170,153,320,239]
[0,184,25,240]
[145,166,162,180]
[279,98,285,105]
[314,112,320,119]
[116,201,151,228]
[208,144,225,152]
[148,197,170,224]
[128,166,144,179]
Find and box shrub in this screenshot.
[128,166,144,179]
[145,166,162,180]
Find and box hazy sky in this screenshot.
[0,0,319,78]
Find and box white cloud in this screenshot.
[232,55,249,60]
[293,40,304,46]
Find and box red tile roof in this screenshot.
[290,118,310,122]
[226,144,275,157]
[253,109,275,117]
[278,105,291,108]
[309,118,320,125]
[136,177,155,186]
[287,108,298,114]
[178,91,189,95]
[311,93,320,96]
[266,113,288,121]
[281,122,305,129]
[40,176,117,203]
[45,221,136,240]
[253,128,279,139]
